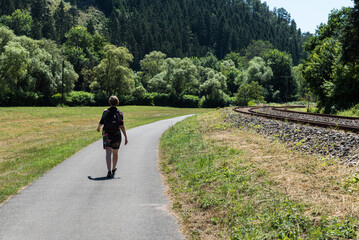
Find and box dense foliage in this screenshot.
[0,26,78,106]
[301,1,359,112]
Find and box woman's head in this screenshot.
[109,95,119,106]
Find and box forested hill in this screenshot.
[0,0,305,67]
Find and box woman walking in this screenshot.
[97,96,128,178]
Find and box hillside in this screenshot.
[0,0,305,67]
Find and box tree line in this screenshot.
[0,22,298,108]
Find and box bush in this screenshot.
[0,90,44,106]
[94,93,109,106]
[179,95,199,108]
[50,93,63,106]
[150,93,171,106]
[227,96,237,106]
[200,93,229,108]
[51,91,95,106]
[67,91,95,106]
[118,95,134,106]
[135,93,154,106]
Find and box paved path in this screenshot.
[0,116,191,240]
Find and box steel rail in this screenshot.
[272,106,359,120]
[233,106,359,133]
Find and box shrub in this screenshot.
[200,94,228,108]
[51,91,95,106]
[94,93,108,106]
[66,91,95,106]
[135,93,154,106]
[118,95,134,106]
[150,93,171,106]
[51,93,63,106]
[227,96,237,106]
[179,95,199,108]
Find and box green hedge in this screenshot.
[51,91,95,106]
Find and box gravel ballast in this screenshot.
[225,110,359,165]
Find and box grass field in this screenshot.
[0,106,211,204]
[160,110,358,239]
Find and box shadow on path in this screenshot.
[87,176,121,181]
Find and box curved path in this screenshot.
[0,116,191,240]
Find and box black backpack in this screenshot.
[103,108,120,134]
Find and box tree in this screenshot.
[199,53,220,70]
[5,9,33,36]
[263,49,298,102]
[0,0,15,15]
[140,51,167,88]
[301,7,358,112]
[224,51,245,69]
[199,68,228,107]
[0,26,16,52]
[219,59,241,95]
[171,58,198,96]
[42,7,55,40]
[54,1,70,43]
[93,45,135,96]
[0,41,29,94]
[243,40,274,66]
[147,71,170,93]
[30,0,45,22]
[108,11,121,45]
[87,18,96,35]
[302,38,341,110]
[235,81,265,106]
[147,57,199,97]
[236,57,273,100]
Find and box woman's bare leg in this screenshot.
[112,149,119,170]
[106,148,112,171]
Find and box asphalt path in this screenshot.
[0,115,192,240]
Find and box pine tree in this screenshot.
[30,0,45,22]
[31,19,42,39]
[108,11,121,45]
[87,18,96,35]
[42,7,55,40]
[54,1,67,43]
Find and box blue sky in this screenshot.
[261,0,354,33]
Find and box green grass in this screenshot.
[160,112,357,239]
[0,105,211,204]
[336,106,359,117]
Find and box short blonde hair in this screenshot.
[109,95,119,106]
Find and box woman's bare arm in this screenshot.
[120,125,128,145]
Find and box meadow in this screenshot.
[0,106,211,204]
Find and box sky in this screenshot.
[261,0,354,33]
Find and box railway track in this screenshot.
[233,106,359,133]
